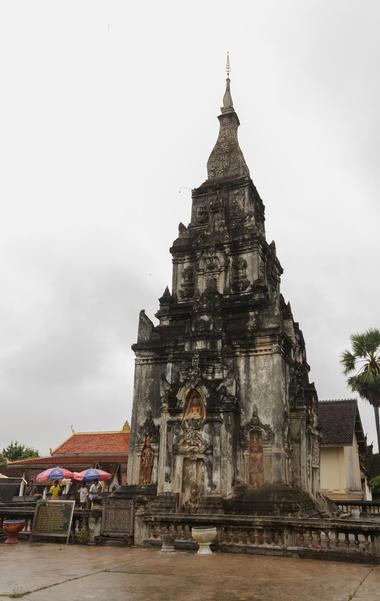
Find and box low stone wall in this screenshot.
[0,506,102,545]
[143,513,380,563]
[3,503,380,562]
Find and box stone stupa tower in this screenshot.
[127,57,320,513]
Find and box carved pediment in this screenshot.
[240,407,273,449]
[137,411,160,444]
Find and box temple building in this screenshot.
[127,67,320,512]
[4,422,130,487]
[319,399,371,501]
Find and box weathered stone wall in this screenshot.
[126,77,320,510]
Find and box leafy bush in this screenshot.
[77,527,89,545]
[370,475,380,497]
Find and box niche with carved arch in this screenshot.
[248,430,264,488]
[184,389,206,420]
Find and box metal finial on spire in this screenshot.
[222,52,233,112]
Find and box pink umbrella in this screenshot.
[36,467,75,483]
[74,468,112,482]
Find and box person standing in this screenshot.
[49,480,61,499]
[79,482,89,508]
[89,479,100,505]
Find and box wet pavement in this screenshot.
[0,543,379,600]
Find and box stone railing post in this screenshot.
[88,513,101,545]
[283,526,296,548]
[134,507,150,546]
[372,532,380,558]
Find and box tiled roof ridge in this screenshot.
[319,398,357,403]
[52,430,130,455]
[64,430,125,435]
[6,452,129,466]
[7,455,52,465]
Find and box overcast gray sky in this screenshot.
[0,1,379,455]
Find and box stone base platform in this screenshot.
[222,484,324,516]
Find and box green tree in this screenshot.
[371,475,380,498]
[341,328,380,452]
[2,441,39,462]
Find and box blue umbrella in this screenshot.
[36,467,75,483]
[74,468,111,482]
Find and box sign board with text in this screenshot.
[32,500,75,544]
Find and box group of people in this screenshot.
[77,479,107,508]
[25,478,108,507]
[51,478,108,507]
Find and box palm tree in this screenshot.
[341,329,380,452]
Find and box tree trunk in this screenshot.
[374,405,380,454]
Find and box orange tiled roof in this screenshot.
[52,431,130,455]
[6,454,129,468]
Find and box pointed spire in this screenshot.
[222,52,234,113]
[206,54,250,182]
[159,286,172,305]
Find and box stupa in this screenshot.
[126,57,320,515]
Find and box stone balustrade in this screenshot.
[3,503,380,561]
[0,506,102,544]
[143,513,380,562]
[335,500,380,517]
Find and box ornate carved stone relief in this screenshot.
[184,389,206,420]
[139,435,154,485]
[179,265,195,300]
[230,188,245,219]
[196,201,208,224]
[311,437,320,467]
[179,419,203,454]
[247,311,258,332]
[197,250,224,277]
[173,387,207,456]
[183,482,201,513]
[249,431,264,488]
[240,407,274,451]
[207,114,250,181]
[231,256,250,292]
[217,368,239,410]
[138,411,160,444]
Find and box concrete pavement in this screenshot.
[0,543,379,600]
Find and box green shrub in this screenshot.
[77,527,89,545]
[370,475,380,497]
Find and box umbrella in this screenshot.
[74,468,112,482]
[36,467,75,483]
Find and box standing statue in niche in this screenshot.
[140,435,154,485]
[231,257,250,292]
[249,431,264,488]
[185,390,206,420]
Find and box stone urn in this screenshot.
[191,526,217,555]
[2,519,26,544]
[161,532,176,553]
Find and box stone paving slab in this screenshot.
[0,543,379,601]
[0,544,135,597]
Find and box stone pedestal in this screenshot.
[161,532,176,553]
[100,485,158,545]
[192,526,217,555]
